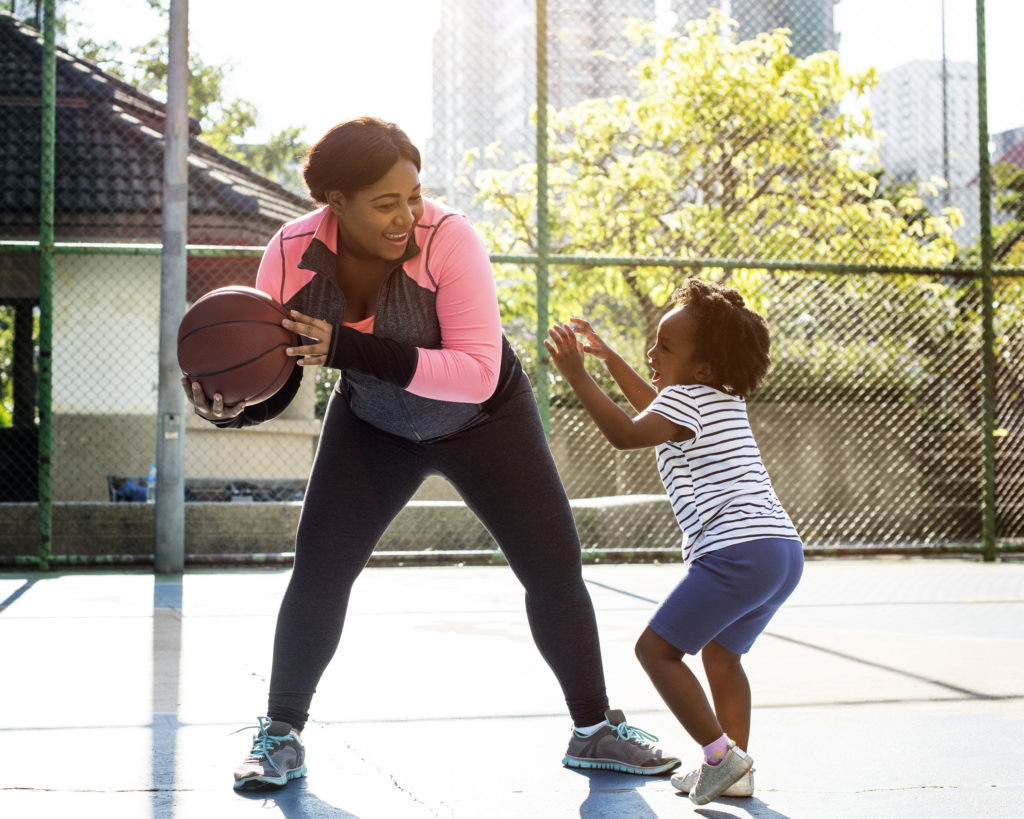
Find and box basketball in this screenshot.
[177,285,298,405]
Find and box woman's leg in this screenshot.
[267,395,427,730]
[434,387,609,726]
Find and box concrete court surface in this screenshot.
[1,557,1022,818]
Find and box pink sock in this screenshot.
[702,733,730,766]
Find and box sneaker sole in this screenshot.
[671,769,755,797]
[562,756,681,776]
[689,758,754,805]
[233,765,307,791]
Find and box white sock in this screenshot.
[573,719,608,737]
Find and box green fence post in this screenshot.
[975,0,996,561]
[36,0,56,571]
[534,0,550,435]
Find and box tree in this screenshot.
[72,1,308,190]
[469,12,958,365]
[991,161,1024,265]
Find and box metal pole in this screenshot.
[941,0,951,209]
[535,0,550,434]
[974,0,996,561]
[155,0,189,574]
[36,0,56,571]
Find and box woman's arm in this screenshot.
[402,214,503,402]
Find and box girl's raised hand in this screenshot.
[569,318,613,361]
[544,323,586,380]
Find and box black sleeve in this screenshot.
[210,361,304,429]
[325,324,418,387]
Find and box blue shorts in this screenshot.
[648,538,804,655]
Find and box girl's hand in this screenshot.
[181,377,246,420]
[569,318,614,361]
[544,323,587,380]
[283,310,334,367]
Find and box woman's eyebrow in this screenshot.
[369,185,421,203]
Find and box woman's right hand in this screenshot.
[181,377,246,421]
[569,318,614,361]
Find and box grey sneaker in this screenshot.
[688,741,754,805]
[562,709,681,775]
[233,717,307,791]
[672,765,754,797]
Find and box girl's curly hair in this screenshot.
[673,278,771,398]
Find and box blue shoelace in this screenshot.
[243,716,289,760]
[611,720,660,746]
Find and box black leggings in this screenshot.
[267,380,609,730]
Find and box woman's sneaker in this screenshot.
[233,717,307,791]
[562,709,681,775]
[672,765,754,797]
[687,741,754,805]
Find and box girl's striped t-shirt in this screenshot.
[645,384,800,564]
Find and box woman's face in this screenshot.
[329,158,424,262]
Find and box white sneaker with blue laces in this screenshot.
[233,716,307,791]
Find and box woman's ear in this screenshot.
[324,189,346,215]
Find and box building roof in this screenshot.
[0,11,310,244]
[994,140,1024,170]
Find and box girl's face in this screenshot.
[647,306,712,390]
[329,158,424,262]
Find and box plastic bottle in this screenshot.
[146,464,157,503]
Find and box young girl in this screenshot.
[544,278,803,805]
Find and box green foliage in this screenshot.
[69,6,307,190]
[0,306,14,426]
[470,13,957,328]
[991,162,1024,265]
[468,11,961,401]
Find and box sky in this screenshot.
[64,0,1020,151]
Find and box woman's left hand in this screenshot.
[283,310,334,367]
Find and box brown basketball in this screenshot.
[177,285,298,405]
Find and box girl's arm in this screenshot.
[569,318,656,413]
[545,324,691,450]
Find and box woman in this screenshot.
[183,117,679,791]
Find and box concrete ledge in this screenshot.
[0,495,678,558]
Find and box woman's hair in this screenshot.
[303,116,421,203]
[672,278,771,398]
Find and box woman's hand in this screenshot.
[283,310,334,367]
[544,323,587,381]
[181,377,246,421]
[568,318,614,362]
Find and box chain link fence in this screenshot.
[1,1,1021,565]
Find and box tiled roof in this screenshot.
[0,11,310,242]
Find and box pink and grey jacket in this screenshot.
[215,197,524,441]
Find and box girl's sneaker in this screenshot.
[233,717,307,791]
[671,765,755,797]
[687,741,754,804]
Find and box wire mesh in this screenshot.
[0,1,1021,563]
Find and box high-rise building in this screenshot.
[672,0,838,57]
[872,59,980,238]
[428,0,655,207]
[872,60,979,188]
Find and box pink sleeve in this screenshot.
[404,217,503,403]
[253,229,284,302]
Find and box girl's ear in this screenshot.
[694,362,714,384]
